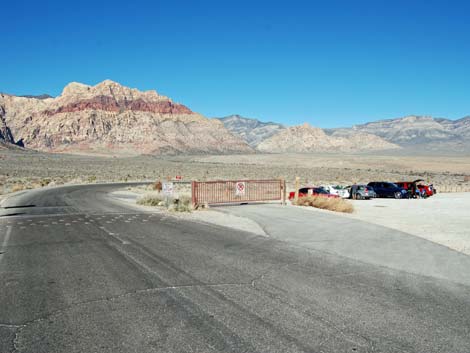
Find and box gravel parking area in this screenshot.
[346,193,470,255]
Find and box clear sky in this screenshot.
[2,0,469,127]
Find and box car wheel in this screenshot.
[356,193,363,200]
[394,191,402,199]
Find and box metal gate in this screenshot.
[191,179,286,206]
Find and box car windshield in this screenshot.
[316,189,329,194]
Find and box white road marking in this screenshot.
[0,226,12,264]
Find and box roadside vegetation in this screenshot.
[296,195,354,213]
[137,192,193,212]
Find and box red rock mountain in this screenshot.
[0,80,252,154]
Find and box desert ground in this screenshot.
[1,149,469,196]
[2,149,469,255]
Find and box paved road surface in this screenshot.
[217,203,470,286]
[1,184,469,353]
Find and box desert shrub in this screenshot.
[153,181,162,191]
[87,175,97,183]
[296,195,354,213]
[137,192,166,206]
[137,192,193,212]
[40,178,52,187]
[172,194,192,212]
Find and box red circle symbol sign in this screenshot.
[235,181,246,195]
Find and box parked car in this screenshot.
[367,182,408,199]
[321,185,350,199]
[348,184,376,200]
[395,180,435,198]
[289,187,340,200]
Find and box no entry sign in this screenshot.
[235,181,246,196]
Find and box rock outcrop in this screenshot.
[0,105,16,144]
[217,115,285,147]
[257,123,400,153]
[0,80,252,155]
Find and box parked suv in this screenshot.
[348,184,376,200]
[367,182,408,199]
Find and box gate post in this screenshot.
[294,176,300,204]
[191,181,197,208]
[281,179,287,205]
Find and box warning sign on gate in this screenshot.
[162,182,174,196]
[235,181,246,196]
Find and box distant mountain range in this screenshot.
[1,80,468,154]
[218,115,470,153]
[217,115,285,147]
[327,115,470,152]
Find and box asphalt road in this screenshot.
[1,184,470,353]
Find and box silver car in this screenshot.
[348,184,376,200]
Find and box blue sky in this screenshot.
[2,0,469,127]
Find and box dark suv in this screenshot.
[367,182,408,199]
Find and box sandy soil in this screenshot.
[343,193,470,255]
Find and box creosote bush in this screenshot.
[296,195,354,213]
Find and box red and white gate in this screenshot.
[191,179,286,207]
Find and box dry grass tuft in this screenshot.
[11,183,26,192]
[137,192,192,212]
[137,192,166,206]
[296,195,354,213]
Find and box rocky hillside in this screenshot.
[0,105,24,149]
[0,80,252,155]
[327,115,470,152]
[257,123,400,153]
[217,115,285,147]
